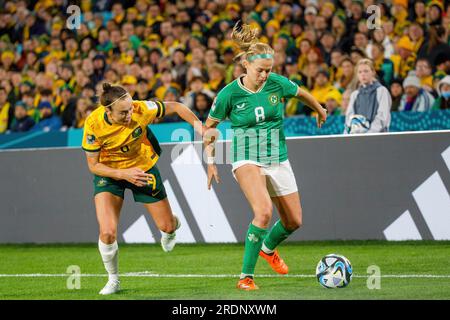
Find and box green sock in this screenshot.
[263,220,294,252]
[241,223,268,277]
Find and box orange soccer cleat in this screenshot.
[259,249,289,275]
[237,277,259,291]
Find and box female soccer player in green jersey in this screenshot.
[204,23,327,290]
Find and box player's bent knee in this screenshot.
[99,231,117,244]
[289,219,302,230]
[253,204,273,226]
[283,215,302,231]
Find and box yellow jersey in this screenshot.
[0,102,11,133]
[82,100,165,171]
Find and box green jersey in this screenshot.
[208,72,299,165]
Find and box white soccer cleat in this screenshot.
[99,279,120,295]
[161,215,181,252]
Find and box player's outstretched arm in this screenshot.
[296,87,328,128]
[163,101,206,135]
[204,117,221,190]
[85,151,153,187]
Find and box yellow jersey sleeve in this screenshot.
[133,100,166,125]
[82,118,102,152]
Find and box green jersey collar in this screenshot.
[237,74,269,94]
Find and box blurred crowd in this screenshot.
[0,0,449,134]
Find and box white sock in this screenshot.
[98,239,119,281]
[261,242,275,255]
[240,273,254,279]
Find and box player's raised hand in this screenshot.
[316,108,327,128]
[203,127,219,144]
[207,164,220,190]
[120,168,153,187]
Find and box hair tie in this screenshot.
[247,53,274,62]
[103,93,129,108]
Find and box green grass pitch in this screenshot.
[1,241,449,300]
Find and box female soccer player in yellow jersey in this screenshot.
[203,23,327,290]
[82,82,205,295]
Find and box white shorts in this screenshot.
[232,160,299,197]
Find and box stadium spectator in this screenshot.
[324,90,343,116]
[1,51,16,72]
[92,54,107,84]
[21,91,37,122]
[181,76,215,110]
[159,87,182,123]
[432,75,450,110]
[135,78,152,101]
[367,28,394,60]
[303,6,317,29]
[414,58,435,95]
[81,84,97,104]
[412,1,427,25]
[329,49,344,85]
[391,36,416,79]
[207,63,227,94]
[319,31,336,66]
[427,1,444,26]
[74,98,95,129]
[122,75,138,99]
[341,89,352,115]
[349,46,367,65]
[297,38,312,73]
[434,53,450,78]
[353,32,370,58]
[0,86,13,133]
[0,0,447,136]
[223,47,237,83]
[336,57,358,93]
[390,78,404,112]
[399,74,435,112]
[311,68,341,106]
[154,69,181,101]
[407,22,425,53]
[193,92,212,123]
[31,101,62,132]
[57,85,77,128]
[345,59,392,134]
[172,49,189,91]
[417,26,450,71]
[232,63,245,81]
[10,101,35,133]
[331,10,352,51]
[371,43,394,88]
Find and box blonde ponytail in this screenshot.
[231,22,274,64]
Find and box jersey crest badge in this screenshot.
[132,126,143,139]
[97,178,108,187]
[269,94,279,105]
[86,134,96,145]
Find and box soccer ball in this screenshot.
[316,254,353,288]
[346,114,370,134]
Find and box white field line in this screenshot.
[0,273,450,279]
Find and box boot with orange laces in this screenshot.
[259,249,289,275]
[237,277,259,290]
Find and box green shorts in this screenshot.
[93,165,167,203]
